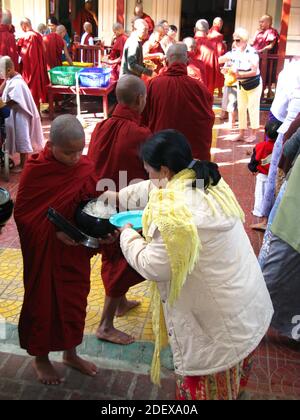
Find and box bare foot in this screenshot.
[244,135,257,144]
[96,327,135,345]
[63,354,98,377]
[250,222,267,231]
[33,358,64,385]
[116,300,141,317]
[11,166,23,174]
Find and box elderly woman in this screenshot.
[110,130,274,400]
[219,28,262,143]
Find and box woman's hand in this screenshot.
[56,232,79,246]
[119,223,133,233]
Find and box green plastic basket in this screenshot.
[49,66,84,86]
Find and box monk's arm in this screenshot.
[63,40,73,66]
[257,40,277,54]
[128,43,152,77]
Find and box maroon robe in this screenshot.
[142,13,155,35]
[43,33,65,70]
[14,146,99,356]
[17,30,49,109]
[109,33,128,80]
[252,27,279,54]
[194,35,220,95]
[73,9,98,37]
[144,41,165,73]
[187,51,207,85]
[208,27,226,89]
[88,104,152,297]
[142,63,214,161]
[0,24,18,70]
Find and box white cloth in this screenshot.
[253,173,268,217]
[2,74,44,155]
[278,87,300,135]
[80,32,94,46]
[224,45,260,75]
[271,60,300,123]
[119,181,274,377]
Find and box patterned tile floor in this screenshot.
[1,108,300,400]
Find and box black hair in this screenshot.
[169,25,178,32]
[140,130,221,190]
[48,16,59,26]
[265,119,282,141]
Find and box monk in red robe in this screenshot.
[143,44,214,162]
[208,18,226,96]
[73,0,98,37]
[134,3,155,36]
[88,75,151,344]
[17,18,49,111]
[183,37,207,85]
[43,18,73,70]
[194,19,220,96]
[143,25,166,74]
[0,10,18,70]
[102,23,128,80]
[14,115,116,385]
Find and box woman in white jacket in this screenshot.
[117,130,273,400]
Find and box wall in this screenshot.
[2,0,47,37]
[287,0,300,55]
[98,0,116,43]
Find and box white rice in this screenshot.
[83,199,117,219]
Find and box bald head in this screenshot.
[83,22,93,33]
[167,43,188,66]
[134,18,148,41]
[183,37,196,52]
[213,17,223,30]
[195,19,209,34]
[0,56,14,78]
[117,75,146,106]
[113,22,124,36]
[50,115,85,147]
[56,25,67,37]
[134,4,144,18]
[1,10,12,25]
[134,18,148,31]
[20,18,32,31]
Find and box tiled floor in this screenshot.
[0,108,300,400]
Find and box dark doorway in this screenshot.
[181,0,237,47]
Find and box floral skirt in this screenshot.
[176,352,255,401]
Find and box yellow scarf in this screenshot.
[142,169,245,385]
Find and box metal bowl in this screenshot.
[0,188,13,227]
[75,200,116,239]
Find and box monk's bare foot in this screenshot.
[116,300,141,317]
[33,357,63,386]
[11,165,23,174]
[63,353,98,377]
[96,327,135,345]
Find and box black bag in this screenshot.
[239,75,261,91]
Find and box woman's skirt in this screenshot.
[175,352,255,401]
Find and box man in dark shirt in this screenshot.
[120,19,153,78]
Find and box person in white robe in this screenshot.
[0,56,44,172]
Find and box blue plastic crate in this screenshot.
[79,67,112,88]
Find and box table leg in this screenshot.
[48,90,54,120]
[103,94,108,120]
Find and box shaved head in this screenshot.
[134,18,148,31]
[213,17,223,28]
[167,43,188,65]
[183,37,196,52]
[83,22,92,32]
[134,3,144,17]
[56,25,67,36]
[50,115,85,147]
[113,22,123,31]
[0,56,14,78]
[1,10,12,25]
[116,75,146,107]
[20,17,32,28]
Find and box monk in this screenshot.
[252,15,279,55]
[17,18,49,111]
[88,75,151,344]
[134,3,155,36]
[73,0,98,37]
[142,43,214,161]
[208,17,226,96]
[43,19,73,70]
[194,19,220,96]
[102,23,128,80]
[143,25,165,74]
[14,115,117,385]
[0,10,18,70]
[183,37,207,85]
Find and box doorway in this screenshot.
[181,0,237,46]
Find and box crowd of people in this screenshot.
[0,1,299,401]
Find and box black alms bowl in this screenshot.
[75,200,116,239]
[0,188,14,227]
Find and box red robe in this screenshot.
[17,30,49,108]
[43,33,64,70]
[73,9,98,37]
[109,33,128,80]
[14,146,99,356]
[142,63,214,161]
[208,27,226,89]
[144,41,165,73]
[194,35,220,95]
[0,24,18,70]
[187,51,207,85]
[142,13,155,35]
[88,104,152,297]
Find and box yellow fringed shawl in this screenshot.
[142,170,245,385]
